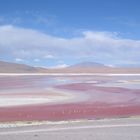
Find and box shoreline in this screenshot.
[0,116,140,128]
[0,73,140,76]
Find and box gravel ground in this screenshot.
[0,117,140,140]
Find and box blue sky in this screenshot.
[0,0,140,67]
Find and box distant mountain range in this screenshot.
[68,62,106,68]
[0,60,140,73]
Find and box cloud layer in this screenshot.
[0,25,140,66]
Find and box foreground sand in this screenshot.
[0,117,140,140]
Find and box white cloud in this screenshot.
[34,58,40,62]
[50,64,69,69]
[0,25,140,65]
[15,58,24,62]
[44,54,55,59]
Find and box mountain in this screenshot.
[69,62,106,68]
[58,62,140,73]
[0,60,140,73]
[0,61,41,73]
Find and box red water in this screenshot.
[0,76,140,122]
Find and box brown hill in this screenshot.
[0,60,140,74]
[0,61,40,73]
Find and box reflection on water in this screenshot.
[0,76,75,93]
[0,75,140,93]
[96,76,140,89]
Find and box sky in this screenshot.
[0,0,140,68]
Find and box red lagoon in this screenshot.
[0,75,140,122]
